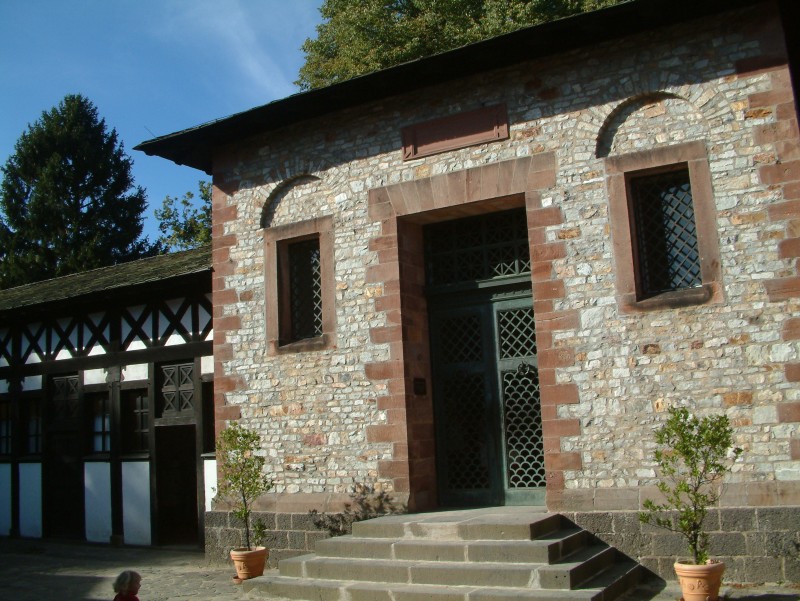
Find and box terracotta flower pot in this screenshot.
[673,559,725,601]
[230,546,268,580]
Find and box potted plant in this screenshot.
[640,406,742,601]
[215,421,273,581]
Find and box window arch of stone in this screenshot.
[260,173,322,229]
[595,92,709,158]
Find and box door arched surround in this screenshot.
[365,153,581,510]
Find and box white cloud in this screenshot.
[152,0,321,108]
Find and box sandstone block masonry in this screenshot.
[207,2,799,581]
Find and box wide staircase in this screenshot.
[242,507,645,601]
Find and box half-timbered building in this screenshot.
[0,247,214,547]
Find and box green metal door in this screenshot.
[425,209,545,507]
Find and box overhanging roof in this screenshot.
[0,246,211,315]
[134,0,764,175]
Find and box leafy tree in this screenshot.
[0,94,154,288]
[154,180,212,252]
[297,0,623,90]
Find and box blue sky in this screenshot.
[0,0,323,241]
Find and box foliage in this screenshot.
[297,0,623,90]
[215,422,273,550]
[639,407,742,564]
[0,94,154,288]
[310,483,407,537]
[154,180,212,252]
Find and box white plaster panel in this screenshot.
[122,461,151,545]
[0,463,11,535]
[201,355,214,376]
[126,340,148,352]
[19,463,42,538]
[84,462,112,543]
[83,369,107,386]
[22,375,42,391]
[164,334,184,347]
[88,345,107,357]
[204,458,218,512]
[0,327,8,368]
[122,364,148,382]
[0,379,8,394]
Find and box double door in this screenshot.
[430,290,545,507]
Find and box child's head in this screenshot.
[113,570,142,595]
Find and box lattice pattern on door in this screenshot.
[51,375,80,421]
[443,372,491,490]
[441,315,483,363]
[503,363,545,488]
[498,308,537,359]
[425,208,531,288]
[497,306,544,489]
[160,363,195,416]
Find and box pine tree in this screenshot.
[0,94,154,288]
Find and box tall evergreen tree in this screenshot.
[0,94,154,288]
[297,0,623,90]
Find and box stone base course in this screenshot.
[205,510,330,568]
[208,505,800,583]
[564,506,800,583]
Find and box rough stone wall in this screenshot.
[205,510,328,568]
[209,0,799,548]
[565,507,800,582]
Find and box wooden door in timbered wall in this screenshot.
[153,361,200,546]
[44,375,85,539]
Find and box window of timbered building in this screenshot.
[25,397,42,454]
[0,396,10,455]
[121,388,149,454]
[86,392,111,453]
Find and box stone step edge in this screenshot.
[277,545,615,589]
[351,512,564,541]
[312,527,588,563]
[245,575,610,601]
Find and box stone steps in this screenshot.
[242,508,644,601]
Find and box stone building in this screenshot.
[0,248,215,548]
[138,0,800,582]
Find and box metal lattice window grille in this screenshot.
[425,209,530,288]
[631,168,701,298]
[288,238,323,341]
